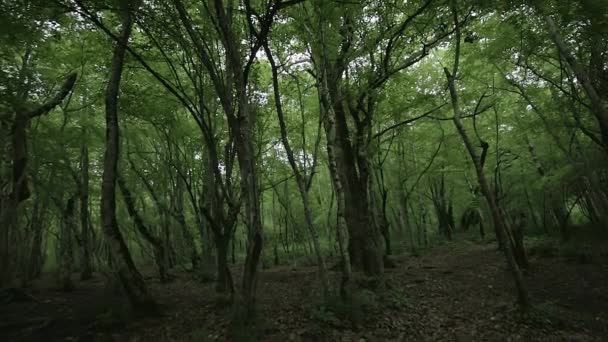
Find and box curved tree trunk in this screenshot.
[445,0,529,307]
[100,4,154,311]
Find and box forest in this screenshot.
[1,0,607,340]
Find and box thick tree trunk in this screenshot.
[215,235,233,294]
[100,5,154,311]
[318,71,352,298]
[325,93,384,279]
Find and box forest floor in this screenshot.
[2,241,608,342]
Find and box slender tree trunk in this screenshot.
[444,0,528,305]
[117,176,170,283]
[264,43,330,298]
[100,4,154,311]
[445,65,530,307]
[79,144,93,280]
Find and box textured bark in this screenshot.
[215,235,233,294]
[318,67,352,298]
[100,4,154,311]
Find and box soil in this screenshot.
[2,243,607,341]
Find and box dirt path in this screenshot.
[2,244,607,341]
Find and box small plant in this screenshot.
[384,288,412,310]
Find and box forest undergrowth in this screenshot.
[2,239,607,342]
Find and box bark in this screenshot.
[215,235,233,294]
[100,4,154,311]
[79,144,93,280]
[318,68,352,298]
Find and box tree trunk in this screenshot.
[27,195,48,280]
[318,69,352,298]
[264,43,330,298]
[100,4,154,311]
[215,235,233,294]
[445,64,530,307]
[58,195,77,291]
[79,144,93,280]
[117,175,170,283]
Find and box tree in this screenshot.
[443,0,530,307]
[99,0,155,311]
